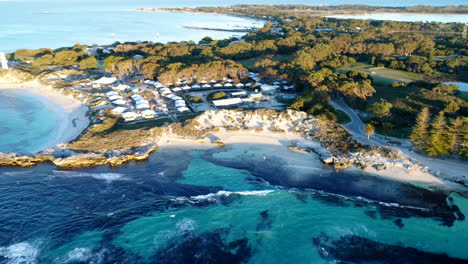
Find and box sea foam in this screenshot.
[0,242,40,264]
[51,171,125,182]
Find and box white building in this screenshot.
[0,52,8,70]
[141,109,156,119]
[177,107,190,112]
[111,107,127,115]
[212,98,243,107]
[122,112,138,122]
[112,99,127,106]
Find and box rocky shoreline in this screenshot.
[0,109,431,181]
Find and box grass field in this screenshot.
[338,62,423,103]
[338,62,422,86]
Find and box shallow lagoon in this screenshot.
[328,13,468,23]
[0,89,60,153]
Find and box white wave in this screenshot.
[51,171,125,182]
[189,190,275,201]
[0,242,40,264]
[64,247,92,263]
[54,247,105,264]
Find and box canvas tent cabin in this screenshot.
[141,109,156,119]
[122,111,138,122]
[111,107,127,116]
[92,77,118,88]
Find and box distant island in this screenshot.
[0,4,467,188]
[136,5,468,17]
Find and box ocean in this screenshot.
[0,145,467,263]
[1,0,467,53]
[0,89,60,153]
[1,0,468,263]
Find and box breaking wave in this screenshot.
[0,241,40,264]
[51,171,125,182]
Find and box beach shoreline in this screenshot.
[0,80,89,152]
[156,129,462,190]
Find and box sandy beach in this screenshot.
[0,80,89,152]
[156,129,466,190]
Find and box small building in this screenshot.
[111,107,127,115]
[182,85,191,91]
[122,111,138,122]
[112,99,127,106]
[202,84,211,89]
[106,91,119,97]
[231,91,247,97]
[192,84,202,90]
[236,83,245,88]
[212,98,243,107]
[93,77,117,86]
[223,83,233,88]
[141,109,156,119]
[108,95,123,101]
[113,84,129,91]
[213,83,223,88]
[177,107,190,113]
[172,87,182,92]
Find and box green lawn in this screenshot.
[337,62,422,86]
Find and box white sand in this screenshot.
[157,129,467,189]
[0,80,89,152]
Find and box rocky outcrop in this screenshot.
[0,109,427,173]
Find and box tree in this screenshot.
[367,101,393,118]
[424,111,449,156]
[446,117,465,156]
[410,107,430,151]
[364,123,375,141]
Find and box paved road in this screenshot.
[330,98,468,185]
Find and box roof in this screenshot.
[111,106,127,114]
[113,84,129,91]
[231,91,247,96]
[177,107,190,112]
[112,99,127,105]
[93,77,117,85]
[212,98,243,106]
[122,112,137,118]
[141,109,156,116]
[106,91,119,97]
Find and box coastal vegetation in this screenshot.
[5,4,468,160]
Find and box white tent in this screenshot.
[122,112,138,121]
[106,91,119,97]
[236,83,245,88]
[141,109,156,119]
[93,77,117,85]
[109,95,123,101]
[113,84,129,91]
[136,104,150,110]
[112,99,127,106]
[213,83,223,88]
[177,107,190,112]
[182,85,191,90]
[172,87,182,92]
[202,84,211,89]
[111,107,127,115]
[223,83,233,87]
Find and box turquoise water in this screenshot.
[0,146,466,263]
[1,0,467,53]
[329,13,468,23]
[0,89,60,153]
[444,82,468,92]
